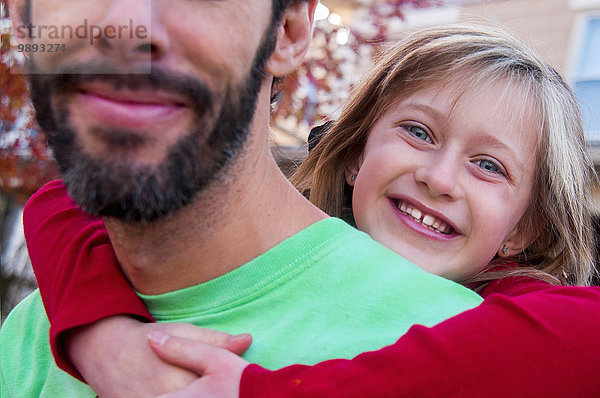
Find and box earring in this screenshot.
[502,245,508,255]
[350,174,357,182]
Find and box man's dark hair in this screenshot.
[19,0,32,26]
[272,0,305,25]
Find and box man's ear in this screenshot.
[8,0,31,46]
[266,0,318,77]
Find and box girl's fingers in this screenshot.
[149,331,216,374]
[149,331,247,398]
[153,323,253,355]
[155,379,220,398]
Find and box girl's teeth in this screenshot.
[396,200,452,234]
[411,208,422,220]
[422,214,435,226]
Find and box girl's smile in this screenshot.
[388,197,461,240]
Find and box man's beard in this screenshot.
[28,26,277,224]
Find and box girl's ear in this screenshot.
[266,0,318,77]
[344,167,358,187]
[345,152,364,186]
[497,223,539,257]
[345,158,360,186]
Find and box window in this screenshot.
[573,16,600,142]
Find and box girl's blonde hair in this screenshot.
[291,24,597,286]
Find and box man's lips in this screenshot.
[75,85,187,131]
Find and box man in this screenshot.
[0,1,481,396]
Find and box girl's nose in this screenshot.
[414,154,463,200]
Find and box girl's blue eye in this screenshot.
[407,126,432,143]
[476,159,503,174]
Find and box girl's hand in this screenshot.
[67,316,251,397]
[149,331,251,398]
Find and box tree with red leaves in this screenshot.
[1,0,59,204]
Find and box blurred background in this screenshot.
[2,0,600,321]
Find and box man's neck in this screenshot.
[104,148,327,295]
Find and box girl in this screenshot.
[23,24,600,396]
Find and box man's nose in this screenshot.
[94,0,169,64]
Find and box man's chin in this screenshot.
[79,148,168,170]
[62,165,190,224]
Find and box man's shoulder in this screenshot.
[1,291,93,397]
[293,219,483,312]
[312,219,436,278]
[300,217,406,260]
[303,219,478,292]
[1,290,48,342]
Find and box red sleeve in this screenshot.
[23,180,154,380]
[240,278,600,397]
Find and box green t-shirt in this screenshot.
[1,218,482,397]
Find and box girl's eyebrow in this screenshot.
[399,103,446,120]
[473,134,525,171]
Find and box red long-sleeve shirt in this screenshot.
[241,276,600,397]
[24,180,600,396]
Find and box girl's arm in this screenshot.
[239,278,600,397]
[146,277,600,398]
[23,180,153,379]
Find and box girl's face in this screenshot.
[349,82,539,282]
